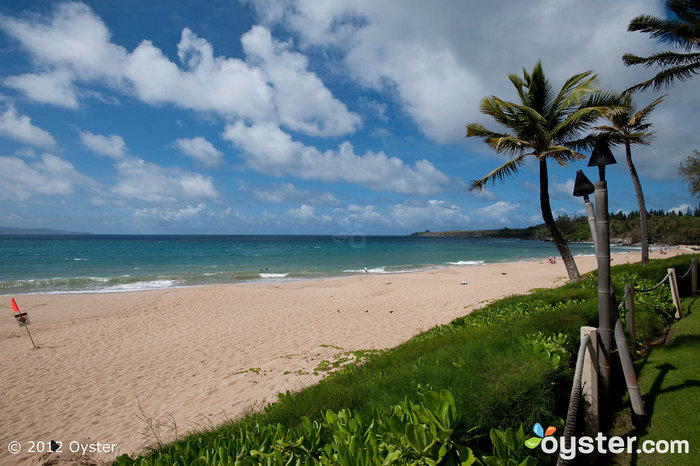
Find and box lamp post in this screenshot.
[573,139,617,428]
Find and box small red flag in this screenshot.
[11,298,20,313]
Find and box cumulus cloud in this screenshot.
[80,131,219,203]
[175,136,223,167]
[242,25,361,137]
[134,203,207,222]
[286,204,332,223]
[248,0,699,179]
[0,153,95,200]
[471,201,520,225]
[0,1,128,82]
[240,181,340,205]
[389,200,468,228]
[113,158,218,203]
[5,70,79,108]
[223,121,449,194]
[79,131,126,159]
[125,28,275,121]
[0,104,56,149]
[0,4,360,140]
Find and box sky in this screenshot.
[0,0,698,235]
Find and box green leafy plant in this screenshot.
[520,332,571,371]
[482,425,537,466]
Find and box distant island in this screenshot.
[0,226,92,235]
[411,210,700,246]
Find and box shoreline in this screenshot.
[0,249,693,465]
[2,243,667,297]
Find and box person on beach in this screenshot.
[364,266,368,273]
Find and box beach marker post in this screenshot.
[11,298,37,348]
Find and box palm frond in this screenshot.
[542,146,586,166]
[628,14,699,51]
[623,51,700,68]
[624,60,700,92]
[628,95,666,127]
[466,124,531,156]
[470,153,530,191]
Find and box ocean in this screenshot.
[0,235,634,295]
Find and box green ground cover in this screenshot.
[115,255,697,465]
[611,295,700,465]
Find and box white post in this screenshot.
[668,268,682,319]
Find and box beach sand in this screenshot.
[0,248,693,465]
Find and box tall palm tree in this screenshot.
[623,0,700,92]
[467,62,620,283]
[594,94,665,266]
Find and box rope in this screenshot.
[635,271,670,293]
[557,333,591,466]
[679,258,696,279]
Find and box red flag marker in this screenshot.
[10,298,37,348]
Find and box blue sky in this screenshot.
[0,0,697,235]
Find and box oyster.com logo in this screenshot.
[525,423,556,449]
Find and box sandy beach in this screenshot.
[0,248,693,465]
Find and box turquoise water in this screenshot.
[0,235,633,294]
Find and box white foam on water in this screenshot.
[447,260,486,266]
[259,273,289,278]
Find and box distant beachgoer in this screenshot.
[548,256,556,264]
[364,266,368,273]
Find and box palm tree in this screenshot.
[623,0,700,92]
[467,62,620,283]
[594,94,665,265]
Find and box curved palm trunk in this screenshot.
[539,159,581,282]
[624,142,649,265]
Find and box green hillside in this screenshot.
[412,209,700,245]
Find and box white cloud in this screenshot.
[2,4,359,139]
[0,1,128,83]
[551,178,575,199]
[240,181,340,205]
[0,105,56,149]
[286,204,332,223]
[113,158,218,203]
[79,131,219,204]
[667,203,691,214]
[79,131,126,159]
[242,25,361,137]
[389,199,468,228]
[134,203,207,222]
[175,136,223,167]
[0,153,95,200]
[125,29,275,121]
[249,0,698,180]
[5,70,79,108]
[223,121,449,194]
[471,201,520,225]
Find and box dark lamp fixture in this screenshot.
[572,169,595,199]
[588,139,617,181]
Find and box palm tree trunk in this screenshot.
[624,142,649,265]
[539,159,581,282]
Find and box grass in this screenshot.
[610,295,700,465]
[116,255,698,464]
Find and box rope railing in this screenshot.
[634,270,671,293]
[557,333,591,466]
[558,257,696,464]
[679,258,696,279]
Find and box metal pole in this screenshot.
[25,325,37,348]
[594,180,612,427]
